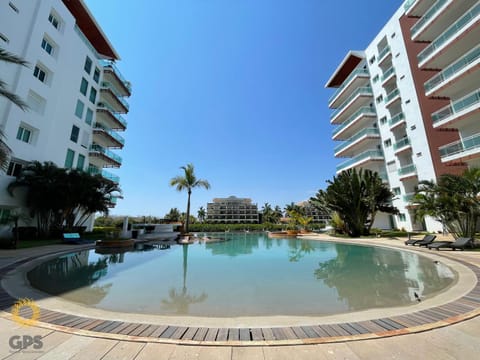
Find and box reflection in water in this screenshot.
[26,235,457,316]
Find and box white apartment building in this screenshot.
[206,196,260,224]
[0,0,130,231]
[326,0,478,232]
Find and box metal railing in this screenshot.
[88,166,120,183]
[394,137,411,151]
[398,163,417,176]
[378,45,391,63]
[411,0,448,37]
[385,88,400,103]
[332,106,377,137]
[97,103,128,128]
[328,68,370,104]
[418,3,480,64]
[424,45,480,92]
[90,144,123,164]
[101,82,130,110]
[381,67,396,82]
[439,132,480,158]
[330,87,373,120]
[388,112,405,127]
[94,123,125,145]
[334,128,380,154]
[336,150,384,172]
[100,59,132,93]
[432,89,480,124]
[404,0,417,12]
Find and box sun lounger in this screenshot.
[62,233,94,245]
[427,237,473,251]
[405,234,436,246]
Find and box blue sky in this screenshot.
[84,0,402,218]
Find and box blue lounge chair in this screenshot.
[62,233,94,245]
[405,234,436,246]
[427,237,473,251]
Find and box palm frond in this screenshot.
[0,48,29,66]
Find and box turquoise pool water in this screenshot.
[27,233,456,317]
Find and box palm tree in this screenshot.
[164,207,181,222]
[197,206,206,223]
[169,164,210,233]
[0,47,28,171]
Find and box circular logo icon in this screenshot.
[11,298,40,327]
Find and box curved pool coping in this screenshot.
[0,238,479,346]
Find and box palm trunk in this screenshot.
[185,190,191,233]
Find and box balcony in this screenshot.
[394,137,412,154]
[439,132,480,163]
[100,82,130,113]
[404,0,436,17]
[384,88,401,107]
[100,59,132,97]
[424,45,480,97]
[417,3,480,68]
[328,68,370,108]
[332,106,377,140]
[411,0,448,39]
[381,67,396,85]
[398,164,417,180]
[432,89,480,128]
[93,123,125,149]
[330,87,373,124]
[97,103,127,130]
[334,128,380,157]
[403,193,416,202]
[389,112,406,130]
[89,144,122,168]
[88,166,120,183]
[378,46,392,66]
[336,150,384,173]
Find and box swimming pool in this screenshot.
[27,233,456,317]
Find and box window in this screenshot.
[416,152,423,157]
[0,33,9,43]
[372,74,379,83]
[89,87,97,104]
[376,95,383,103]
[398,213,406,222]
[74,100,84,119]
[70,125,80,143]
[387,160,397,172]
[410,125,416,130]
[48,12,60,29]
[16,126,31,143]
[7,161,23,177]
[76,154,85,170]
[26,90,46,115]
[81,131,89,148]
[93,67,100,83]
[41,37,54,55]
[9,2,19,13]
[33,65,47,83]
[384,139,392,147]
[369,56,376,65]
[80,78,88,96]
[85,108,93,125]
[84,56,92,74]
[65,149,75,168]
[391,32,396,38]
[380,116,387,125]
[392,187,401,195]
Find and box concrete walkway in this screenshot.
[1,238,480,359]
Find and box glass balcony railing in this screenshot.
[398,164,417,176]
[90,144,123,164]
[381,67,396,82]
[88,166,120,183]
[424,46,480,92]
[394,137,411,151]
[411,0,448,37]
[388,112,405,127]
[97,103,128,128]
[332,106,376,137]
[378,45,391,63]
[418,3,480,64]
[439,133,480,158]
[334,128,380,154]
[328,68,370,104]
[385,88,400,103]
[432,89,480,124]
[99,59,132,93]
[94,123,125,145]
[404,0,417,12]
[403,193,416,202]
[336,150,384,172]
[330,87,373,120]
[101,82,130,110]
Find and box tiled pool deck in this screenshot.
[1,236,479,359]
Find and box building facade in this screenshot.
[0,0,130,230]
[206,196,259,223]
[295,201,331,225]
[326,0,478,231]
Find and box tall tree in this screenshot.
[310,168,397,237]
[197,206,206,223]
[164,208,181,222]
[413,168,480,239]
[0,47,29,170]
[169,164,210,233]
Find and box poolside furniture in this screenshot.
[62,233,94,245]
[404,234,436,246]
[427,237,474,251]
